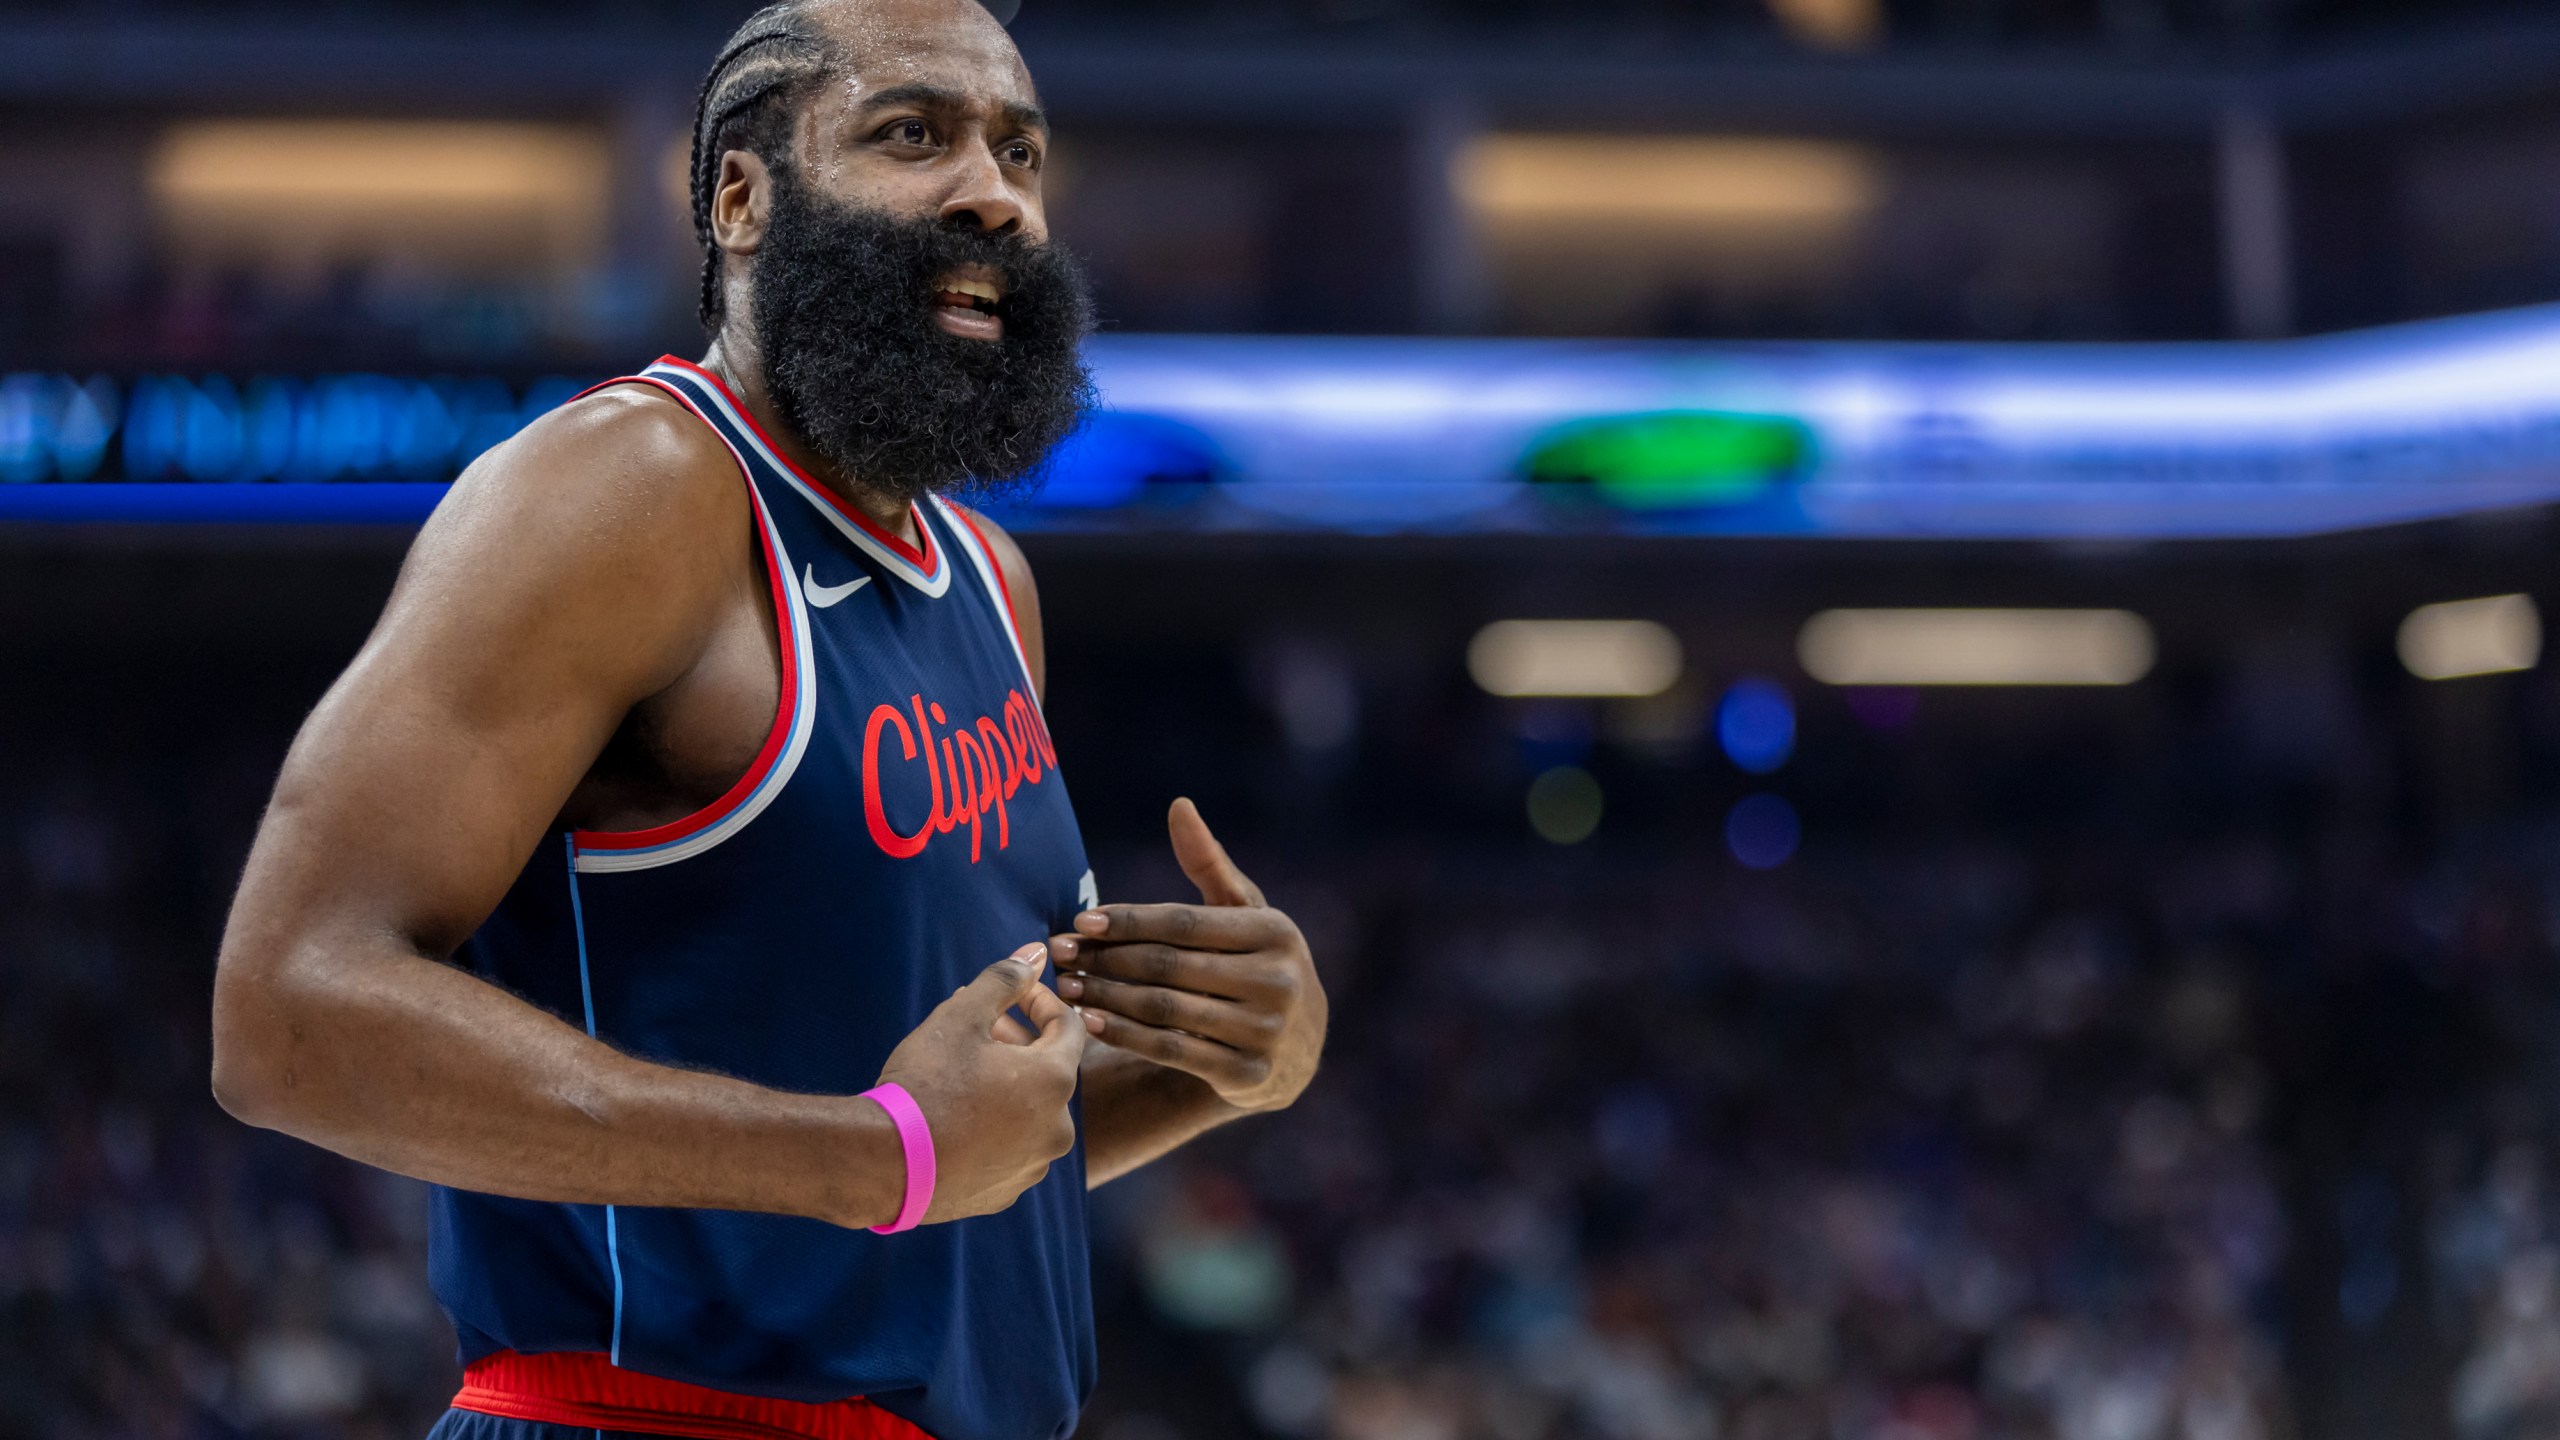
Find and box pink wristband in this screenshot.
[861,1083,935,1234]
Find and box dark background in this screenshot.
[9,0,2560,373]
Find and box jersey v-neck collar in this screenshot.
[648,356,950,597]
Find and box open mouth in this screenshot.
[935,277,1004,315]
[932,269,1007,339]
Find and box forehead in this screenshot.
[806,0,1039,118]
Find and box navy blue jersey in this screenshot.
[430,357,1099,1440]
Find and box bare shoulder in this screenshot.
[432,382,746,554]
[949,504,1048,697]
[362,380,757,701]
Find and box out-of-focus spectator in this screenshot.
[10,587,2560,1440]
[1081,838,2301,1440]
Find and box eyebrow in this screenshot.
[858,82,1048,136]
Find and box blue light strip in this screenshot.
[0,482,450,524]
[13,303,2560,538]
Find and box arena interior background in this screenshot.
[11,3,2560,1439]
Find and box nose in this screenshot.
[939,140,1028,237]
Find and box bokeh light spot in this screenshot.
[1726,793,1801,870]
[1716,677,1796,773]
[1527,766,1604,845]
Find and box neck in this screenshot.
[698,333,922,545]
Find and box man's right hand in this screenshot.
[874,945,1087,1225]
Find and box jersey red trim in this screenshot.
[454,1350,934,1440]
[650,356,940,578]
[947,504,1034,688]
[566,373,800,854]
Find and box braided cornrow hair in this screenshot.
[689,1,836,333]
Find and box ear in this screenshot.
[710,149,775,258]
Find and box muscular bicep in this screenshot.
[232,389,750,960]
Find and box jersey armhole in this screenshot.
[945,501,1042,702]
[567,375,814,873]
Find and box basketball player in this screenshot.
[207,3,1328,1438]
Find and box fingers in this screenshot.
[1065,974,1272,1048]
[1016,967,1072,1032]
[951,944,1050,1024]
[1167,798,1265,908]
[1029,996,1090,1063]
[1086,1009,1270,1092]
[1053,937,1264,1001]
[1022,967,1089,1063]
[1070,902,1289,952]
[992,1012,1037,1046]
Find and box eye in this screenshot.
[1000,141,1040,170]
[879,118,934,147]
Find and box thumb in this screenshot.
[1026,977,1089,1063]
[1168,797,1264,908]
[951,944,1050,1025]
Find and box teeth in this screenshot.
[947,278,1003,302]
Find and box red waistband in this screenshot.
[453,1351,935,1440]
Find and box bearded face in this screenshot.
[747,162,1095,505]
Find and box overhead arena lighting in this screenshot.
[2398,594,2542,680]
[149,121,610,271]
[1797,609,2156,687]
[1766,0,1885,50]
[1455,136,1880,226]
[1469,620,1683,698]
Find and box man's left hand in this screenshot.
[1051,799,1327,1113]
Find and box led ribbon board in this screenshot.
[1078,308,2560,539]
[15,303,2560,537]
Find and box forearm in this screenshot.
[213,931,902,1229]
[1079,1045,1251,1188]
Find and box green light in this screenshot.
[1524,411,1814,510]
[1527,766,1604,845]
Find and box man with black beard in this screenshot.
[208,3,1329,1438]
[752,162,1094,497]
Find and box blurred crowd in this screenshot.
[1082,834,2300,1440]
[0,741,454,1439]
[0,263,673,377]
[1048,611,2560,1440]
[8,655,2560,1440]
